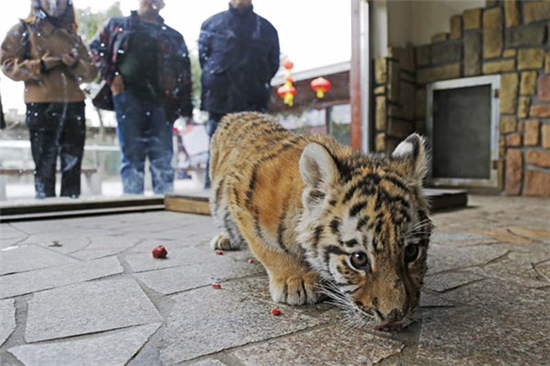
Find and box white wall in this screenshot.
[378,0,487,50]
[410,0,486,45]
[371,0,390,57]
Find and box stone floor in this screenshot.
[0,195,549,366]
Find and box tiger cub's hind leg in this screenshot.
[210,208,246,251]
[210,233,233,250]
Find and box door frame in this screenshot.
[426,75,500,188]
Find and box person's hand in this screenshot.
[110,74,125,95]
[41,51,61,71]
[61,48,79,68]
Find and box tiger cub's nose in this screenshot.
[386,308,403,323]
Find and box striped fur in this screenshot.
[209,112,432,325]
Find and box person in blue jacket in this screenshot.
[199,0,280,189]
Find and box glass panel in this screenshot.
[275,109,327,135]
[432,85,492,179]
[0,0,351,204]
[328,104,351,145]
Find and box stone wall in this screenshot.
[373,0,550,196]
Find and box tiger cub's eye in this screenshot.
[404,245,419,263]
[349,252,370,271]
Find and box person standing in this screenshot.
[1,0,97,199]
[199,0,280,189]
[89,0,193,195]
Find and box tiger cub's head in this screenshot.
[297,134,432,329]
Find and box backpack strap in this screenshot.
[19,20,31,60]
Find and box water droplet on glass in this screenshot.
[146,111,151,116]
[100,43,105,47]
[117,49,125,54]
[99,52,105,57]
[162,26,167,30]
[122,115,126,119]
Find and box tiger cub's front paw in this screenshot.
[269,272,320,305]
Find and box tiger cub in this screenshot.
[209,112,432,327]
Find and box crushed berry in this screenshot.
[248,258,254,263]
[215,249,224,255]
[211,282,221,289]
[152,245,168,259]
[270,307,281,316]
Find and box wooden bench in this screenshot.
[0,168,101,200]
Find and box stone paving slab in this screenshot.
[0,256,123,299]
[126,246,255,273]
[417,305,550,365]
[160,286,324,364]
[232,325,404,366]
[123,225,217,243]
[506,242,550,264]
[70,236,141,261]
[9,323,161,366]
[18,233,91,255]
[25,279,162,342]
[188,360,228,366]
[0,245,78,275]
[0,299,15,347]
[426,243,509,275]
[0,237,26,249]
[430,232,496,246]
[420,290,455,308]
[134,260,264,295]
[0,225,28,239]
[464,257,546,288]
[536,260,550,282]
[425,272,484,292]
[507,226,550,243]
[441,277,550,316]
[9,220,83,235]
[475,227,534,244]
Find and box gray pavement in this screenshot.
[0,195,549,365]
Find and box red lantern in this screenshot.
[277,84,296,107]
[310,77,331,99]
[282,59,294,70]
[278,58,296,107]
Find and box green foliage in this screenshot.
[77,1,123,43]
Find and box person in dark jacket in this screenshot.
[89,0,193,195]
[1,0,98,199]
[199,0,280,188]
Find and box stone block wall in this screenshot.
[373,0,550,196]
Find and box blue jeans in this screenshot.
[204,112,225,189]
[113,92,174,195]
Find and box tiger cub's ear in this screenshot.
[391,133,429,184]
[299,143,339,191]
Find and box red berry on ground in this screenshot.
[212,282,221,289]
[152,245,168,259]
[248,258,254,264]
[215,250,224,255]
[270,307,281,316]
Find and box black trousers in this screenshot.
[26,102,86,199]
